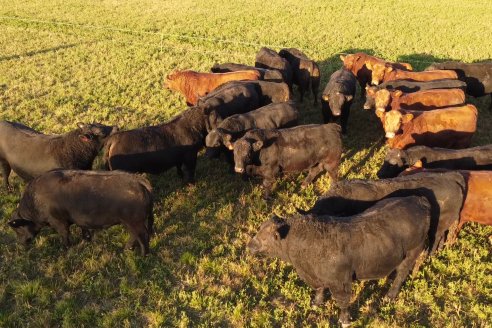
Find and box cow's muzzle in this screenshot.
[385,132,396,139]
[235,167,244,173]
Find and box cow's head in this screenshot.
[366,62,391,85]
[8,211,42,245]
[247,216,290,256]
[376,110,413,139]
[377,148,410,178]
[340,54,358,70]
[77,122,118,144]
[364,86,378,110]
[163,71,182,90]
[374,89,400,112]
[233,132,266,174]
[322,92,353,117]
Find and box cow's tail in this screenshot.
[102,137,114,170]
[311,62,321,100]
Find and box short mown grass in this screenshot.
[0,1,491,327]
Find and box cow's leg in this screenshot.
[183,151,197,184]
[176,165,183,178]
[301,164,324,188]
[81,228,92,242]
[52,220,71,247]
[262,178,275,199]
[312,287,325,306]
[489,93,492,111]
[340,103,351,135]
[0,159,12,191]
[386,243,424,299]
[324,160,340,183]
[328,279,352,327]
[124,222,149,255]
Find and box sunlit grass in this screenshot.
[0,1,491,326]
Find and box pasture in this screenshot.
[0,0,491,326]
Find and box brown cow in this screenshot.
[367,62,458,85]
[376,104,478,149]
[340,53,413,91]
[400,167,492,242]
[164,70,261,105]
[372,88,465,112]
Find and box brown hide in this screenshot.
[165,70,261,105]
[340,53,412,88]
[381,88,466,111]
[379,67,458,84]
[386,105,478,149]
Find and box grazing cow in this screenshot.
[320,68,356,134]
[425,61,492,109]
[279,48,321,103]
[378,145,492,178]
[367,62,458,85]
[398,168,492,241]
[211,63,284,83]
[164,70,261,105]
[249,196,431,327]
[340,53,413,93]
[8,170,153,255]
[233,124,342,198]
[371,88,465,112]
[376,105,478,149]
[255,47,293,89]
[364,79,467,110]
[301,171,466,253]
[104,106,208,183]
[0,121,117,190]
[197,82,261,130]
[205,101,299,161]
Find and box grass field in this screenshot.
[1,1,492,327]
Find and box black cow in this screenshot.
[302,171,465,253]
[364,79,467,110]
[197,82,261,130]
[8,170,153,255]
[378,145,492,178]
[210,80,291,107]
[0,121,117,190]
[425,61,492,110]
[104,106,207,182]
[255,47,293,90]
[205,101,299,161]
[233,124,342,198]
[320,68,356,134]
[211,63,284,83]
[279,48,321,104]
[249,196,431,327]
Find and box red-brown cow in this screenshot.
[367,62,458,85]
[400,167,492,242]
[164,70,261,105]
[376,104,478,149]
[340,53,413,91]
[372,88,465,112]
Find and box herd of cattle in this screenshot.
[2,47,492,326]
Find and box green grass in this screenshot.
[1,1,491,326]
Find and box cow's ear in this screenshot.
[8,218,32,228]
[252,140,263,151]
[339,55,346,62]
[274,223,290,240]
[386,66,393,73]
[402,113,414,123]
[345,94,353,101]
[375,110,385,119]
[322,94,329,101]
[394,90,403,97]
[77,122,85,129]
[413,160,423,168]
[366,62,373,70]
